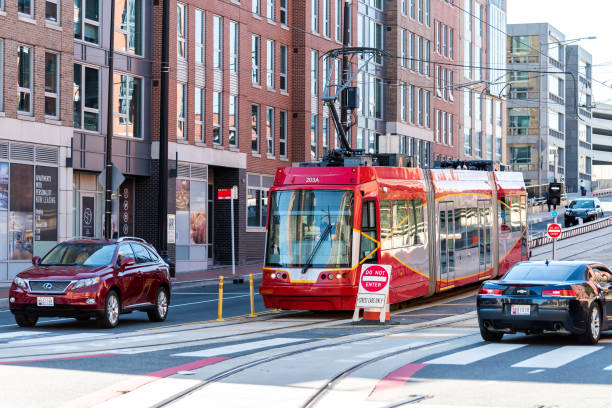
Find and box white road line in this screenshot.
[9,332,107,345]
[168,294,250,308]
[512,346,603,368]
[424,343,527,365]
[604,364,612,370]
[0,318,72,328]
[355,342,428,360]
[172,337,306,357]
[0,331,50,340]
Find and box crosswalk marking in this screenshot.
[512,346,603,368]
[172,337,306,357]
[0,331,50,340]
[356,342,427,360]
[9,332,107,345]
[424,343,526,365]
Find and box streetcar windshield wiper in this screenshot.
[301,223,332,274]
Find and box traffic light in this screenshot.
[549,182,562,206]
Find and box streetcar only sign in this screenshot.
[547,223,562,239]
[356,264,391,308]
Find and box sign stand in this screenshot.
[547,220,562,260]
[352,264,392,324]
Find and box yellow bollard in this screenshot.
[216,275,224,321]
[248,274,256,318]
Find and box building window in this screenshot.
[44,52,59,118]
[448,113,453,146]
[212,91,222,144]
[401,83,406,122]
[252,0,260,15]
[323,0,330,37]
[425,0,430,26]
[311,50,318,96]
[177,83,186,139]
[335,0,341,40]
[418,88,423,126]
[267,0,274,20]
[312,0,318,33]
[46,0,59,23]
[449,70,454,101]
[401,30,407,68]
[311,115,318,160]
[375,78,383,119]
[279,110,287,158]
[266,40,275,89]
[18,0,33,16]
[418,36,424,74]
[177,3,186,59]
[73,64,99,131]
[417,0,423,23]
[252,35,260,85]
[17,45,33,114]
[229,95,238,147]
[247,174,273,228]
[409,85,414,123]
[409,33,415,71]
[443,25,448,57]
[425,90,430,128]
[251,104,260,153]
[437,22,441,54]
[449,28,453,59]
[0,40,3,112]
[213,15,222,69]
[195,9,205,64]
[265,107,275,156]
[115,0,142,55]
[322,117,329,154]
[113,73,142,138]
[425,40,431,76]
[280,0,287,25]
[280,44,288,92]
[195,87,204,141]
[436,110,440,142]
[229,21,238,73]
[74,0,100,44]
[410,0,415,19]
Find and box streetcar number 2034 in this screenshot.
[305,177,320,183]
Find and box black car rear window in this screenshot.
[503,264,585,282]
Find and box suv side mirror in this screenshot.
[596,204,601,208]
[120,257,135,270]
[32,256,40,266]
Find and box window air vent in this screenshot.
[177,164,190,178]
[190,165,207,180]
[10,143,35,162]
[36,147,59,165]
[0,143,8,160]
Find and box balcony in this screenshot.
[579,75,592,89]
[507,55,539,64]
[578,108,592,119]
[549,93,564,105]
[579,140,592,150]
[549,128,564,141]
[548,57,563,70]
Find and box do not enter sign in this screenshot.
[360,265,390,293]
[547,223,562,239]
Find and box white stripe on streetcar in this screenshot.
[512,346,603,368]
[424,343,526,365]
[173,338,306,357]
[0,331,51,340]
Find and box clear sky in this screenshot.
[507,0,612,104]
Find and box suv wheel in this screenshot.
[15,314,38,327]
[147,287,169,322]
[97,290,120,329]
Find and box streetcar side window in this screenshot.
[409,199,425,245]
[454,208,466,251]
[466,208,478,249]
[360,200,378,264]
[380,200,392,250]
[392,200,409,247]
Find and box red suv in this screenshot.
[9,237,171,328]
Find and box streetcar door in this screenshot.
[477,199,492,279]
[440,202,455,288]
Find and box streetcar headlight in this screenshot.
[336,274,341,280]
[328,273,334,280]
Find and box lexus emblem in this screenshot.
[43,283,53,290]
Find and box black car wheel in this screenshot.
[579,303,601,345]
[565,220,572,228]
[479,321,503,342]
[15,314,38,327]
[97,290,120,329]
[147,287,169,322]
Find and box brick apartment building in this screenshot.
[0,0,73,279]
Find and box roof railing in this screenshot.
[116,236,147,243]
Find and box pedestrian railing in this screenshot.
[529,217,612,249]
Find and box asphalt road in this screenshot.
[529,195,612,235]
[1,227,611,408]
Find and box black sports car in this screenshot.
[477,261,612,344]
[564,198,604,227]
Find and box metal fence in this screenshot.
[528,217,611,249]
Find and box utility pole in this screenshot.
[159,0,170,254]
[104,0,115,239]
[340,1,350,141]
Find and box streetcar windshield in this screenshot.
[265,190,354,268]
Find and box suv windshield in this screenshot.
[569,200,594,209]
[266,189,354,268]
[40,243,117,266]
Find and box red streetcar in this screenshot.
[259,162,528,310]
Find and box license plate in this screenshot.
[511,304,530,315]
[37,297,54,307]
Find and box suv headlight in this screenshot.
[71,277,100,290]
[13,276,27,290]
